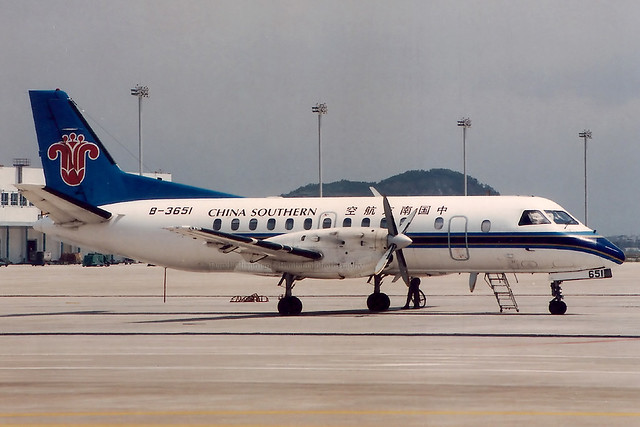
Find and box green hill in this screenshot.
[282,169,499,197]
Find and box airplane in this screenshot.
[18,89,625,316]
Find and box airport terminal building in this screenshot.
[0,161,51,264]
[0,159,169,264]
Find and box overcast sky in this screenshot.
[1,0,639,235]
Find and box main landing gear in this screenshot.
[275,272,394,316]
[367,274,391,312]
[277,273,303,316]
[549,280,567,315]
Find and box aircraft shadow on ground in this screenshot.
[1,307,556,324]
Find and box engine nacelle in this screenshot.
[262,227,389,278]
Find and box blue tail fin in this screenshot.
[29,90,240,206]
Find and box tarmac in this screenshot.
[1,262,639,426]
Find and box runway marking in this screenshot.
[1,408,640,420]
[2,351,639,359]
[1,365,639,377]
[2,331,640,338]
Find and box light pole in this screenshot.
[457,117,471,196]
[578,129,592,225]
[312,103,327,197]
[131,84,149,175]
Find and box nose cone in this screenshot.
[389,233,412,250]
[597,237,626,264]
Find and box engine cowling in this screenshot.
[262,227,389,278]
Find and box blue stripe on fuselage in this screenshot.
[220,230,625,265]
[409,231,625,264]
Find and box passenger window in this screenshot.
[267,218,276,230]
[212,218,222,231]
[285,218,294,230]
[481,220,491,233]
[231,218,240,231]
[249,218,258,231]
[361,218,371,227]
[544,210,579,225]
[342,218,352,227]
[380,218,387,228]
[322,217,332,229]
[434,217,444,230]
[303,218,313,230]
[518,210,551,226]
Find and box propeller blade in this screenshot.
[399,208,417,234]
[374,244,395,275]
[395,248,410,286]
[382,196,398,236]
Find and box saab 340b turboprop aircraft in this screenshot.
[19,90,625,316]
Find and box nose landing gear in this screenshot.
[549,280,567,315]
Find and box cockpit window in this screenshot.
[545,210,579,225]
[518,210,551,226]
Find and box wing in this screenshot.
[16,184,112,227]
[167,226,323,263]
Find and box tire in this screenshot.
[367,293,390,312]
[278,296,303,316]
[549,299,567,315]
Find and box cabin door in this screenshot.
[448,215,470,261]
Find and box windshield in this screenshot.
[518,210,551,226]
[545,210,579,225]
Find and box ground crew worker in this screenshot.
[403,277,421,309]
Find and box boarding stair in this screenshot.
[484,273,519,313]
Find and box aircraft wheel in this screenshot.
[278,296,303,316]
[548,299,567,315]
[367,292,390,312]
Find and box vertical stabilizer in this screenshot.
[29,90,239,206]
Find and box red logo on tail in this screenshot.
[48,133,99,186]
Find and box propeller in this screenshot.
[374,195,417,285]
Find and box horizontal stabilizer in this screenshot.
[167,226,323,263]
[16,184,112,227]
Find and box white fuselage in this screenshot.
[34,195,622,279]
